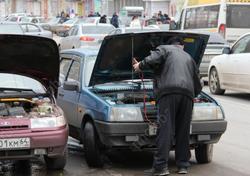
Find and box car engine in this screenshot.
[0,97,60,118]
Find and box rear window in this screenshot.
[82,26,114,34]
[0,24,23,34]
[184,5,220,29]
[227,5,250,28]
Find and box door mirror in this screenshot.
[222,47,231,54]
[63,81,79,91]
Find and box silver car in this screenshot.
[200,33,229,78]
[20,23,53,38]
[58,23,115,50]
[0,22,24,34]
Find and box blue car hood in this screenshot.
[89,32,209,86]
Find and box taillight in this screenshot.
[80,36,95,41]
[219,24,226,38]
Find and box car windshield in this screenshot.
[81,25,114,34]
[63,18,77,24]
[0,73,46,94]
[48,17,60,23]
[0,24,23,34]
[227,5,250,28]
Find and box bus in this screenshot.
[177,0,250,43]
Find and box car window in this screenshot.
[68,27,75,36]
[81,25,115,34]
[27,24,40,32]
[72,26,79,35]
[67,61,81,82]
[232,35,250,54]
[60,58,72,84]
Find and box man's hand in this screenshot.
[132,58,141,72]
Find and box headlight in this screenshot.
[31,116,66,129]
[192,104,223,121]
[109,107,143,122]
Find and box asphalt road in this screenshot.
[1,86,250,176]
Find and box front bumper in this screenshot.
[94,120,227,149]
[0,125,68,160]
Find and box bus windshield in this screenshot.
[227,5,250,28]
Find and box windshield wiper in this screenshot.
[0,87,36,94]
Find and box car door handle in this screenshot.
[58,93,64,97]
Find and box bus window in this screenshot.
[227,5,250,28]
[184,5,219,29]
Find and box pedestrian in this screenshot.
[133,37,202,176]
[88,11,95,17]
[99,15,107,23]
[163,14,171,24]
[110,12,119,28]
[130,16,141,27]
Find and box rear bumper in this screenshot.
[0,125,68,160]
[94,120,227,149]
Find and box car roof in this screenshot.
[79,23,114,27]
[60,48,99,57]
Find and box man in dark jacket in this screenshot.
[133,37,202,175]
[111,12,119,28]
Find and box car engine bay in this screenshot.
[0,97,61,118]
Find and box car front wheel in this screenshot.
[209,68,225,95]
[195,144,213,164]
[83,122,105,167]
[44,148,67,170]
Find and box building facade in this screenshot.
[0,0,178,18]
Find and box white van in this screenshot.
[119,6,144,27]
[177,0,250,43]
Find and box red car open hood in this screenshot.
[0,35,59,96]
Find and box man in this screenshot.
[133,37,202,175]
[111,12,119,28]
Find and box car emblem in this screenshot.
[0,121,10,126]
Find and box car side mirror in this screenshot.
[63,81,79,91]
[222,47,231,54]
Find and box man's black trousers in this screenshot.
[153,94,193,169]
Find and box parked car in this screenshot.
[20,23,53,38]
[0,34,68,169]
[200,32,229,78]
[43,17,69,33]
[0,22,24,34]
[58,23,115,50]
[209,32,250,95]
[58,32,227,167]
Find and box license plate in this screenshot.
[0,138,30,149]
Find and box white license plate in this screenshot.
[0,138,30,149]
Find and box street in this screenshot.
[0,86,249,176]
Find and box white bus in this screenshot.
[177,0,250,43]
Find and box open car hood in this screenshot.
[89,32,209,86]
[0,35,59,96]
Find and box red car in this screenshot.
[0,34,68,170]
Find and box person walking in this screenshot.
[99,15,107,23]
[110,12,119,28]
[133,37,202,176]
[130,16,141,27]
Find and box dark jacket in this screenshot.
[139,45,202,100]
[111,14,119,28]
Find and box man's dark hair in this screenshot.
[167,36,184,45]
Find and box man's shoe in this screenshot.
[177,167,188,174]
[144,167,170,176]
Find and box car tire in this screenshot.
[209,68,225,95]
[44,148,67,170]
[83,122,104,168]
[195,144,213,164]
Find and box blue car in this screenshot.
[58,32,227,167]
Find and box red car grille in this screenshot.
[0,125,29,131]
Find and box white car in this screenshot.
[20,23,53,38]
[58,23,115,50]
[208,32,250,95]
